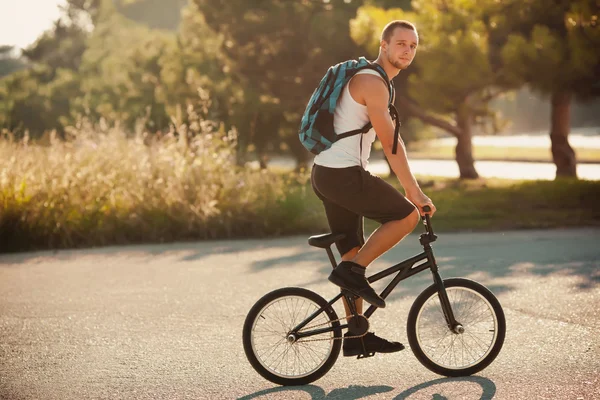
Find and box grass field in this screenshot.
[379,176,600,232]
[272,173,600,237]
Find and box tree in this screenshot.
[0,46,27,78]
[495,0,600,178]
[116,0,187,30]
[0,0,181,136]
[191,0,366,168]
[352,1,516,179]
[76,1,175,132]
[0,0,101,136]
[21,0,101,72]
[162,2,244,128]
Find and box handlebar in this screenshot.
[421,205,435,240]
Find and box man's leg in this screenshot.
[340,247,363,321]
[352,209,420,267]
[340,209,418,318]
[313,165,418,308]
[339,245,405,357]
[327,168,421,308]
[313,176,369,315]
[312,166,408,355]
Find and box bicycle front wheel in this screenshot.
[407,278,506,377]
[242,287,342,386]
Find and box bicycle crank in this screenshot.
[347,314,369,337]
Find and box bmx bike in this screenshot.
[242,207,506,386]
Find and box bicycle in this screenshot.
[242,207,506,386]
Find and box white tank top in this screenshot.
[313,69,385,168]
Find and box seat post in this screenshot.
[325,247,337,269]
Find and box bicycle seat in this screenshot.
[308,233,346,249]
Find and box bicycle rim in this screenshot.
[415,287,499,370]
[250,295,335,379]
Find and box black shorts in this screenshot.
[311,164,416,256]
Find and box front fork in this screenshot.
[426,245,463,333]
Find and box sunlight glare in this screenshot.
[0,0,66,50]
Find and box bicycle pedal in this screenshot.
[356,352,376,359]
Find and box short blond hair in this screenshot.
[381,20,418,42]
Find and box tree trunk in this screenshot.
[235,112,257,167]
[455,105,479,179]
[550,90,577,178]
[396,95,479,179]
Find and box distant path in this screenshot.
[431,129,600,149]
[1,228,599,399]
[377,159,600,180]
[265,130,600,180]
[265,157,600,181]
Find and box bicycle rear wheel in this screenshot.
[407,278,506,377]
[242,287,342,386]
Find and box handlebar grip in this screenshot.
[422,205,431,213]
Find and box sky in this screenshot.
[0,0,66,50]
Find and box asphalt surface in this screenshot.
[1,228,599,400]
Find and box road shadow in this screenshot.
[0,235,305,267]
[393,376,497,399]
[0,240,236,266]
[238,376,496,399]
[4,228,598,296]
[237,384,393,400]
[251,228,600,298]
[249,247,329,272]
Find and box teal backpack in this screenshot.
[299,57,400,155]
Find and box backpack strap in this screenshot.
[389,103,400,154]
[365,62,393,102]
[368,63,401,154]
[338,62,401,154]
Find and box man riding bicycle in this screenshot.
[311,20,436,357]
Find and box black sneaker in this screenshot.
[343,332,405,357]
[328,261,386,308]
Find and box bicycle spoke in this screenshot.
[251,294,336,379]
[260,339,288,367]
[416,286,498,370]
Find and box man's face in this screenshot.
[382,27,419,70]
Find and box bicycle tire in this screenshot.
[242,287,342,386]
[407,278,506,377]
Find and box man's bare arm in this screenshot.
[356,74,436,215]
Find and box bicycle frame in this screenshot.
[292,214,460,340]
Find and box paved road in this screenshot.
[1,228,599,400]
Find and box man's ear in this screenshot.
[380,39,387,54]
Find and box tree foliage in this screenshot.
[351,0,518,178]
[76,2,175,131]
[191,0,366,165]
[116,0,187,30]
[0,0,101,135]
[494,0,599,99]
[0,0,598,178]
[0,46,27,78]
[493,0,600,177]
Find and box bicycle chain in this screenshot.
[296,315,369,343]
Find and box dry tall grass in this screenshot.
[0,120,324,252]
[4,118,597,254]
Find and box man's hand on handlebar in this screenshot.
[407,189,436,217]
